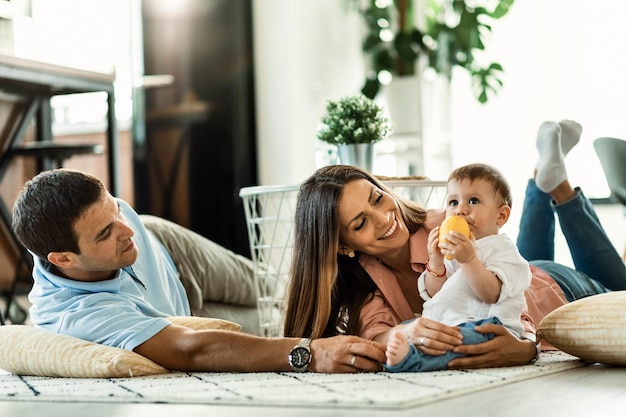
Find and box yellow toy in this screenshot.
[439,216,471,259]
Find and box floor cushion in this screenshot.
[537,292,626,365]
[0,316,240,378]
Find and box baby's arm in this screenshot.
[460,257,502,303]
[423,226,447,296]
[447,231,501,303]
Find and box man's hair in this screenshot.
[12,169,107,260]
[448,163,513,208]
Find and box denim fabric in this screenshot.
[516,180,626,297]
[384,317,501,372]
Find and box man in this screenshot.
[12,169,385,373]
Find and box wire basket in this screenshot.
[239,179,447,337]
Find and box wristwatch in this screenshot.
[288,338,312,372]
[520,336,541,364]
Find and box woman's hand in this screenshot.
[310,335,387,373]
[397,317,463,356]
[447,323,537,369]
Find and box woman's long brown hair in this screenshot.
[283,165,428,339]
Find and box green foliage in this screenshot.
[317,95,392,145]
[361,0,426,99]
[359,0,514,104]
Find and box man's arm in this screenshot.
[134,324,387,373]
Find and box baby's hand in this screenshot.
[440,231,476,263]
[438,216,471,260]
[427,226,444,264]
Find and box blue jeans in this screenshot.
[384,317,501,372]
[516,180,626,301]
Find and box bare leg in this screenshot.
[386,331,411,367]
[548,179,576,204]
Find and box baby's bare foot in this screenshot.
[386,331,411,366]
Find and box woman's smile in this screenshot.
[379,216,399,240]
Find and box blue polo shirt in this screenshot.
[28,199,191,351]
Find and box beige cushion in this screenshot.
[0,316,240,378]
[537,292,626,365]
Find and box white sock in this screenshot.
[535,121,567,193]
[558,120,582,157]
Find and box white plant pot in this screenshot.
[385,76,422,136]
[383,76,424,176]
[337,143,374,173]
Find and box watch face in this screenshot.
[289,346,311,368]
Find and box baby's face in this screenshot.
[445,178,509,240]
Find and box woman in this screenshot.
[284,120,626,369]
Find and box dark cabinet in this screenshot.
[137,0,257,256]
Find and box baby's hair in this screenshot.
[448,163,512,208]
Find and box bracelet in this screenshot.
[425,260,446,278]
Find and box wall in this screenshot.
[252,0,364,185]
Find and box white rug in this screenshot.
[0,351,585,409]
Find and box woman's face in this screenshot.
[337,179,410,257]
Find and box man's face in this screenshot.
[68,193,138,281]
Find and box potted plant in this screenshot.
[359,0,514,103]
[317,94,392,172]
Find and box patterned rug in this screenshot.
[0,351,585,409]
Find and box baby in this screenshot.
[385,163,531,372]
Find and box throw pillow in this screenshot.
[0,316,240,378]
[537,292,626,365]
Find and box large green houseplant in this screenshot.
[360,0,514,103]
[317,94,392,171]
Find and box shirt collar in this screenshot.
[39,257,122,293]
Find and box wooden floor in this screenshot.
[1,364,624,417]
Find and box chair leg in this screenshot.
[4,250,30,325]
